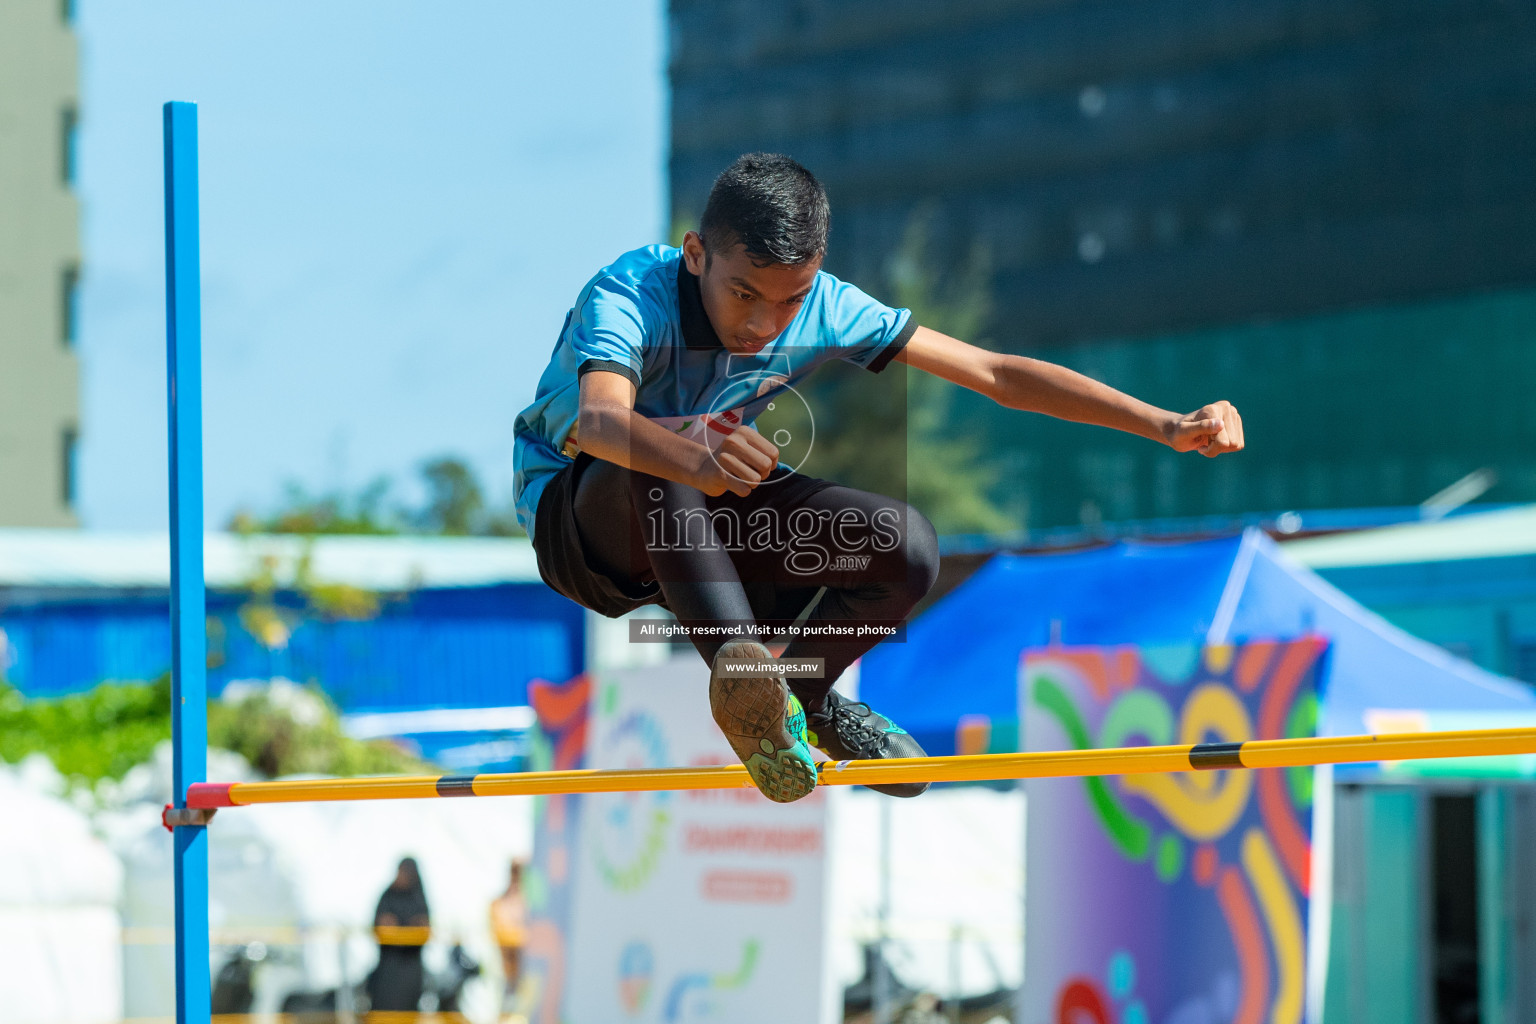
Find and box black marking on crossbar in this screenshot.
[1189,742,1245,770]
[435,775,478,797]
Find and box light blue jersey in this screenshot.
[512,245,915,540]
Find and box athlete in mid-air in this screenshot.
[513,154,1244,804]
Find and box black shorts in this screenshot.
[532,452,667,619]
[531,452,843,620]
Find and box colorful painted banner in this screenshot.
[1021,639,1326,1024]
[523,671,593,1024]
[563,657,834,1024]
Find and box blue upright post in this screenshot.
[163,100,210,1024]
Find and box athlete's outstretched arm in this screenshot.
[577,369,779,496]
[893,325,1245,457]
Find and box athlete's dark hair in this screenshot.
[700,153,829,266]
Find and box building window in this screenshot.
[1516,642,1536,687]
[61,426,78,508]
[61,105,78,186]
[61,265,79,348]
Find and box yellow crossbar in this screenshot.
[178,727,1536,811]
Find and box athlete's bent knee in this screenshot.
[896,503,940,599]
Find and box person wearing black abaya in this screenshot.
[367,856,431,1016]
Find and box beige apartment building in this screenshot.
[0,0,81,527]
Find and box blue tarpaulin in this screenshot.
[0,583,584,713]
[861,530,1536,755]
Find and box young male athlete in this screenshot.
[513,154,1244,804]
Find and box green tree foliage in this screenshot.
[226,543,382,668]
[0,676,431,790]
[0,676,173,785]
[229,457,525,538]
[416,456,484,535]
[207,685,432,779]
[228,477,396,536]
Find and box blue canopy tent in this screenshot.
[861,529,1536,756]
[861,527,1536,1022]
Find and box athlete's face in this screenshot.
[682,230,819,356]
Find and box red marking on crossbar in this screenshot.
[187,782,235,809]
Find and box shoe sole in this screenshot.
[710,641,818,804]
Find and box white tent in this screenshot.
[0,756,123,1024]
[100,741,534,1021]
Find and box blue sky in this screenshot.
[75,1,666,529]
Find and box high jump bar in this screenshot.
[179,726,1536,811]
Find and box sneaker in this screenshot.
[709,640,818,803]
[805,690,930,798]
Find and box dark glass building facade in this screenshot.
[669,0,1536,532]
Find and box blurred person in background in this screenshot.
[368,856,431,1018]
[489,859,529,1014]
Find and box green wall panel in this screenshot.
[965,289,1536,530]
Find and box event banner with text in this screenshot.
[564,657,835,1024]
